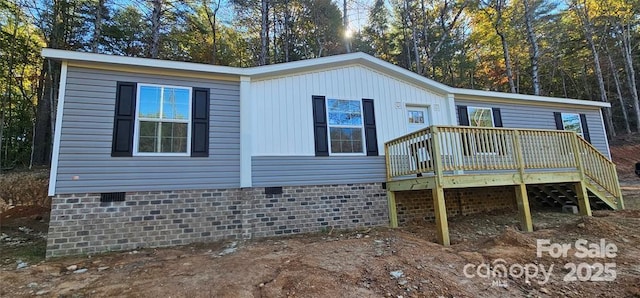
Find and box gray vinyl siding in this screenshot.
[55,66,240,194]
[455,100,610,158]
[252,156,386,187]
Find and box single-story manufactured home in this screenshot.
[41,49,623,258]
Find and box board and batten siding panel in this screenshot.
[252,156,386,187]
[55,66,240,194]
[455,100,610,157]
[251,65,451,156]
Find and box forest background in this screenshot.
[1,0,639,171]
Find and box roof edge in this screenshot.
[453,88,611,108]
[41,48,611,109]
[41,48,245,76]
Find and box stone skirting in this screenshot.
[46,183,388,258]
[394,186,517,225]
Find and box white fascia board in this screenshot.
[48,61,68,196]
[41,48,245,76]
[453,88,611,108]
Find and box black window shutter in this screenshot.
[457,105,469,126]
[492,108,503,127]
[553,112,564,130]
[312,96,329,156]
[579,114,591,143]
[456,105,471,155]
[111,82,137,157]
[362,98,379,156]
[191,87,210,157]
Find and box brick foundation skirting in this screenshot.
[394,186,517,225]
[46,183,388,258]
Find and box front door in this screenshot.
[406,106,431,174]
[406,106,430,133]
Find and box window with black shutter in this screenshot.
[456,105,504,155]
[111,82,210,157]
[312,96,378,156]
[554,112,591,143]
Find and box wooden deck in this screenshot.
[384,126,624,246]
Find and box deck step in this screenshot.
[528,182,619,211]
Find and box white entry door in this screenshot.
[406,106,430,133]
[406,106,431,173]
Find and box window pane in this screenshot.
[139,137,157,152]
[327,99,362,125]
[562,113,582,134]
[408,111,424,124]
[139,121,158,137]
[329,127,363,153]
[163,88,190,120]
[139,86,162,118]
[159,122,188,153]
[468,107,493,127]
[139,121,159,152]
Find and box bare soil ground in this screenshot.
[0,142,639,297]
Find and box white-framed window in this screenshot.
[467,107,494,128]
[408,110,425,124]
[467,106,497,154]
[327,98,365,155]
[561,113,583,137]
[133,84,192,156]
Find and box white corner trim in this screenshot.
[598,109,612,160]
[48,61,68,196]
[239,76,252,187]
[445,93,457,125]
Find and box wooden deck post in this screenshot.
[574,182,592,216]
[432,186,450,246]
[514,183,533,232]
[387,191,398,228]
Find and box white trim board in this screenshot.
[239,76,252,187]
[48,62,68,196]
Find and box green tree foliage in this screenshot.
[3,0,640,169]
[0,0,44,170]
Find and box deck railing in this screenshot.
[575,137,622,198]
[384,125,620,201]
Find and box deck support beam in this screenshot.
[574,182,592,216]
[387,191,398,228]
[514,183,533,232]
[432,186,450,246]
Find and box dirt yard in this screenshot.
[1,141,639,297]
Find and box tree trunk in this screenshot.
[425,0,468,71]
[620,24,640,132]
[343,0,350,53]
[260,0,269,65]
[92,0,104,53]
[284,0,290,62]
[406,0,421,74]
[204,0,222,65]
[607,53,631,134]
[420,0,430,72]
[491,0,516,93]
[497,31,516,93]
[523,0,541,95]
[0,110,4,172]
[579,6,615,137]
[32,60,56,166]
[401,0,412,69]
[150,0,162,58]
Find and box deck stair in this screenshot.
[527,183,613,210]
